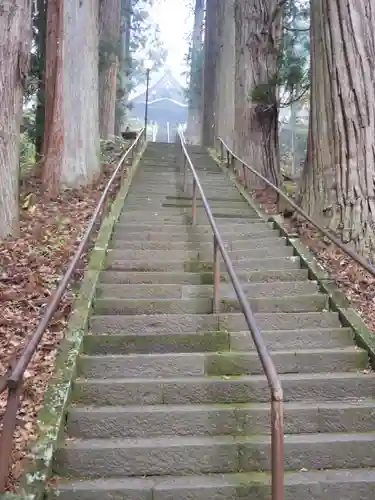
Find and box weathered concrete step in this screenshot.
[109,237,286,251]
[113,222,271,234]
[111,228,279,243]
[67,400,375,439]
[83,330,230,355]
[105,246,294,265]
[120,208,258,218]
[89,311,342,335]
[73,372,374,406]
[77,348,366,379]
[117,215,261,225]
[104,256,301,273]
[162,199,249,208]
[53,433,375,478]
[165,194,245,202]
[96,281,318,300]
[230,327,354,351]
[83,328,354,355]
[99,269,309,285]
[93,293,327,315]
[46,468,375,500]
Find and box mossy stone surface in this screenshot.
[8,143,146,500]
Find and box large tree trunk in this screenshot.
[41,0,64,194]
[201,0,219,147]
[215,0,235,149]
[62,0,101,186]
[35,0,47,161]
[115,0,132,135]
[99,0,121,139]
[0,0,32,239]
[186,0,205,145]
[234,0,282,187]
[300,0,375,255]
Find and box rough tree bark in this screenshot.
[41,0,64,194]
[61,0,101,187]
[0,0,32,239]
[215,0,235,149]
[300,0,375,256]
[42,0,101,190]
[186,0,205,145]
[35,0,47,161]
[201,0,220,147]
[115,0,132,135]
[234,0,282,187]
[99,0,121,139]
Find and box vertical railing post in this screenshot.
[220,141,224,162]
[226,151,230,168]
[271,399,284,500]
[183,156,188,193]
[213,235,220,314]
[0,383,23,493]
[192,178,197,225]
[243,164,249,189]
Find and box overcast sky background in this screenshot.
[150,0,192,83]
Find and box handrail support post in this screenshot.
[271,398,284,500]
[243,164,249,189]
[192,179,197,225]
[0,383,23,492]
[183,156,188,193]
[213,235,220,314]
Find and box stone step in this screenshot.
[109,237,287,251]
[110,228,279,243]
[117,215,261,225]
[73,372,374,406]
[113,222,272,234]
[89,311,342,335]
[46,469,375,500]
[93,293,327,315]
[121,206,257,216]
[165,194,246,202]
[99,269,309,285]
[96,281,318,300]
[104,256,301,273]
[105,246,294,264]
[53,433,375,478]
[77,347,366,379]
[162,199,250,208]
[83,330,230,355]
[83,328,354,355]
[66,400,375,439]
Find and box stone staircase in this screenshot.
[49,142,375,500]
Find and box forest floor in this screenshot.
[253,187,375,333]
[0,139,127,491]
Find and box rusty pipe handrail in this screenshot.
[0,128,146,492]
[217,137,375,278]
[177,131,284,500]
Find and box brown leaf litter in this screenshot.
[0,146,127,491]
[253,187,375,333]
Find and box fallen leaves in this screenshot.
[252,188,375,332]
[0,143,126,491]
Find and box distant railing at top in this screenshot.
[176,131,284,500]
[0,128,146,492]
[216,137,375,278]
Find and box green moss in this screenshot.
[271,214,375,368]
[12,143,146,500]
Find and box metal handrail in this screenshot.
[217,137,375,278]
[0,128,146,492]
[177,131,284,500]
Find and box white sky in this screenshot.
[150,0,192,83]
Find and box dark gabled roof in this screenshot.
[130,69,187,105]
